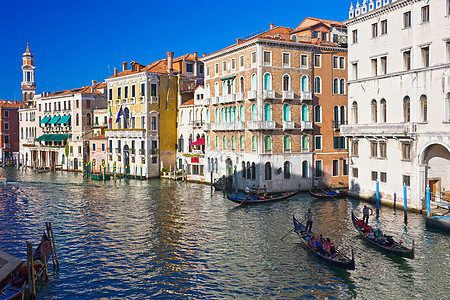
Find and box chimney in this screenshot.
[167,51,174,75]
[92,80,97,86]
[194,52,198,59]
[270,23,274,30]
[202,53,206,58]
[114,68,118,76]
[136,64,141,72]
[122,61,128,71]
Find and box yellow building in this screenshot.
[105,52,203,177]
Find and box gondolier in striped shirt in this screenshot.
[305,208,314,232]
[363,205,373,226]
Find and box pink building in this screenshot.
[0,100,21,164]
[89,134,108,173]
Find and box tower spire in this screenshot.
[21,43,36,102]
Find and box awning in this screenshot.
[36,134,70,142]
[57,115,71,124]
[189,137,205,146]
[47,116,61,124]
[220,76,236,81]
[39,116,51,124]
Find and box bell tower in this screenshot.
[21,43,36,102]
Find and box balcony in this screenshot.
[220,94,235,104]
[211,122,245,131]
[283,121,295,130]
[212,97,219,105]
[192,121,204,128]
[139,149,146,155]
[282,91,295,101]
[107,147,112,153]
[236,92,244,102]
[105,129,146,139]
[300,91,312,101]
[4,143,11,149]
[248,90,257,100]
[205,98,211,105]
[262,90,275,99]
[333,120,348,131]
[247,121,276,130]
[149,96,157,104]
[203,123,211,131]
[340,122,418,137]
[115,148,120,154]
[301,121,313,131]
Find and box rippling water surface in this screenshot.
[0,168,449,299]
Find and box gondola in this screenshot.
[0,233,51,300]
[309,189,348,199]
[293,215,355,270]
[227,187,301,204]
[351,211,414,259]
[0,175,6,184]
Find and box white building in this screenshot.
[341,0,450,209]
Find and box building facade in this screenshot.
[0,101,20,165]
[21,43,36,102]
[341,0,450,209]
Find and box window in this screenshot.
[4,122,9,130]
[265,162,272,180]
[282,53,290,67]
[380,99,387,123]
[151,84,157,97]
[339,57,345,69]
[301,76,309,92]
[352,30,358,43]
[124,86,129,98]
[251,52,257,66]
[222,61,227,74]
[403,96,411,122]
[199,65,204,74]
[264,104,272,121]
[315,160,323,177]
[314,105,321,123]
[251,104,257,121]
[381,20,387,35]
[420,95,428,122]
[284,161,291,179]
[421,5,430,23]
[352,167,358,178]
[251,163,256,180]
[302,161,308,178]
[302,136,309,150]
[371,100,377,123]
[283,136,291,152]
[263,51,271,66]
[402,143,411,160]
[213,63,218,75]
[445,92,450,122]
[333,78,339,94]
[332,160,339,177]
[315,136,322,150]
[403,50,411,71]
[231,136,236,150]
[321,32,327,41]
[223,135,227,150]
[108,89,113,100]
[314,55,321,67]
[404,11,411,28]
[333,56,338,68]
[380,172,387,183]
[240,135,245,151]
[352,62,358,80]
[206,66,210,76]
[371,141,378,157]
[141,83,145,96]
[340,79,345,95]
[333,137,346,149]
[371,58,378,76]
[300,55,308,68]
[231,58,235,71]
[403,175,411,187]
[4,110,9,118]
[371,171,378,181]
[314,77,321,94]
[264,136,272,152]
[151,116,157,130]
[186,62,193,73]
[215,135,219,149]
[421,46,430,67]
[283,104,290,121]
[343,159,349,176]
[372,23,378,38]
[252,136,257,151]
[239,56,244,69]
[92,143,96,151]
[379,142,387,158]
[312,31,319,39]
[263,73,272,90]
[380,56,387,75]
[117,87,121,99]
[283,75,290,91]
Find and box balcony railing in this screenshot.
[107,148,112,153]
[340,122,418,137]
[192,121,204,128]
[211,122,245,131]
[205,98,211,105]
[203,123,211,131]
[220,94,235,104]
[139,149,146,155]
[247,121,276,130]
[248,90,257,100]
[282,91,295,100]
[236,92,244,102]
[105,129,146,139]
[262,90,275,99]
[115,148,120,153]
[301,121,313,131]
[283,121,295,130]
[149,96,157,104]
[212,97,219,105]
[300,91,312,101]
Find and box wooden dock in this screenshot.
[0,250,21,284]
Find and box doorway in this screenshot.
[428,179,440,201]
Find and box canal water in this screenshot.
[0,168,449,299]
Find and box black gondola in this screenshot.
[293,215,355,270]
[309,189,348,199]
[227,187,301,204]
[351,211,414,259]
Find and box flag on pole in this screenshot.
[116,106,123,123]
[108,107,113,124]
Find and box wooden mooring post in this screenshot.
[46,222,59,270]
[26,242,36,298]
[41,234,48,280]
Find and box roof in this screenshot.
[173,53,199,62]
[292,17,345,32]
[89,134,107,140]
[0,100,21,109]
[180,98,195,106]
[42,82,106,98]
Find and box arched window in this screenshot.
[403,96,411,122]
[247,162,251,178]
[240,135,245,151]
[242,161,246,178]
[302,161,308,178]
[240,105,245,122]
[283,104,290,121]
[333,78,339,94]
[231,136,236,150]
[226,107,230,122]
[445,93,450,122]
[314,77,321,94]
[76,113,79,126]
[222,80,227,96]
[265,162,272,180]
[301,76,309,92]
[380,99,386,123]
[215,82,219,97]
[251,74,257,91]
[314,105,322,123]
[221,108,225,123]
[223,136,227,150]
[352,101,358,124]
[283,74,290,91]
[264,104,272,121]
[283,136,291,151]
[215,135,219,149]
[340,106,346,125]
[251,162,256,180]
[420,95,427,122]
[206,136,210,148]
[86,113,91,126]
[284,161,291,179]
[264,136,272,152]
[252,136,257,151]
[333,106,339,126]
[340,78,345,94]
[233,106,237,123]
[206,84,210,98]
[301,105,308,121]
[371,100,377,123]
[263,73,272,90]
[291,35,297,42]
[251,104,257,121]
[239,77,244,92]
[302,136,309,150]
[206,109,210,124]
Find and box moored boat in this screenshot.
[351,211,414,259]
[0,175,6,184]
[227,187,301,204]
[309,189,348,199]
[293,215,355,270]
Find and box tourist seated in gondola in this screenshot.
[323,238,332,256]
[375,229,387,243]
[365,229,375,239]
[329,242,337,256]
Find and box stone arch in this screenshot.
[419,142,450,200]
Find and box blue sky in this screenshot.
[0,0,350,100]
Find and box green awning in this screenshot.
[57,115,71,124]
[220,76,236,81]
[36,134,70,142]
[47,116,61,124]
[39,116,51,124]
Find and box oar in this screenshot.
[238,193,251,206]
[281,217,306,241]
[318,186,340,201]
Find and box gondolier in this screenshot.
[305,208,314,232]
[362,205,373,226]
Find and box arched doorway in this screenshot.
[226,158,233,190]
[74,158,78,170]
[420,143,450,202]
[124,144,130,176]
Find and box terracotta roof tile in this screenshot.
[0,100,21,108]
[42,82,106,98]
[180,98,195,106]
[89,134,107,140]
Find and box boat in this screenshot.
[36,167,50,173]
[91,173,111,180]
[0,175,6,184]
[309,189,348,199]
[351,211,414,259]
[293,215,355,270]
[0,233,51,300]
[227,187,301,204]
